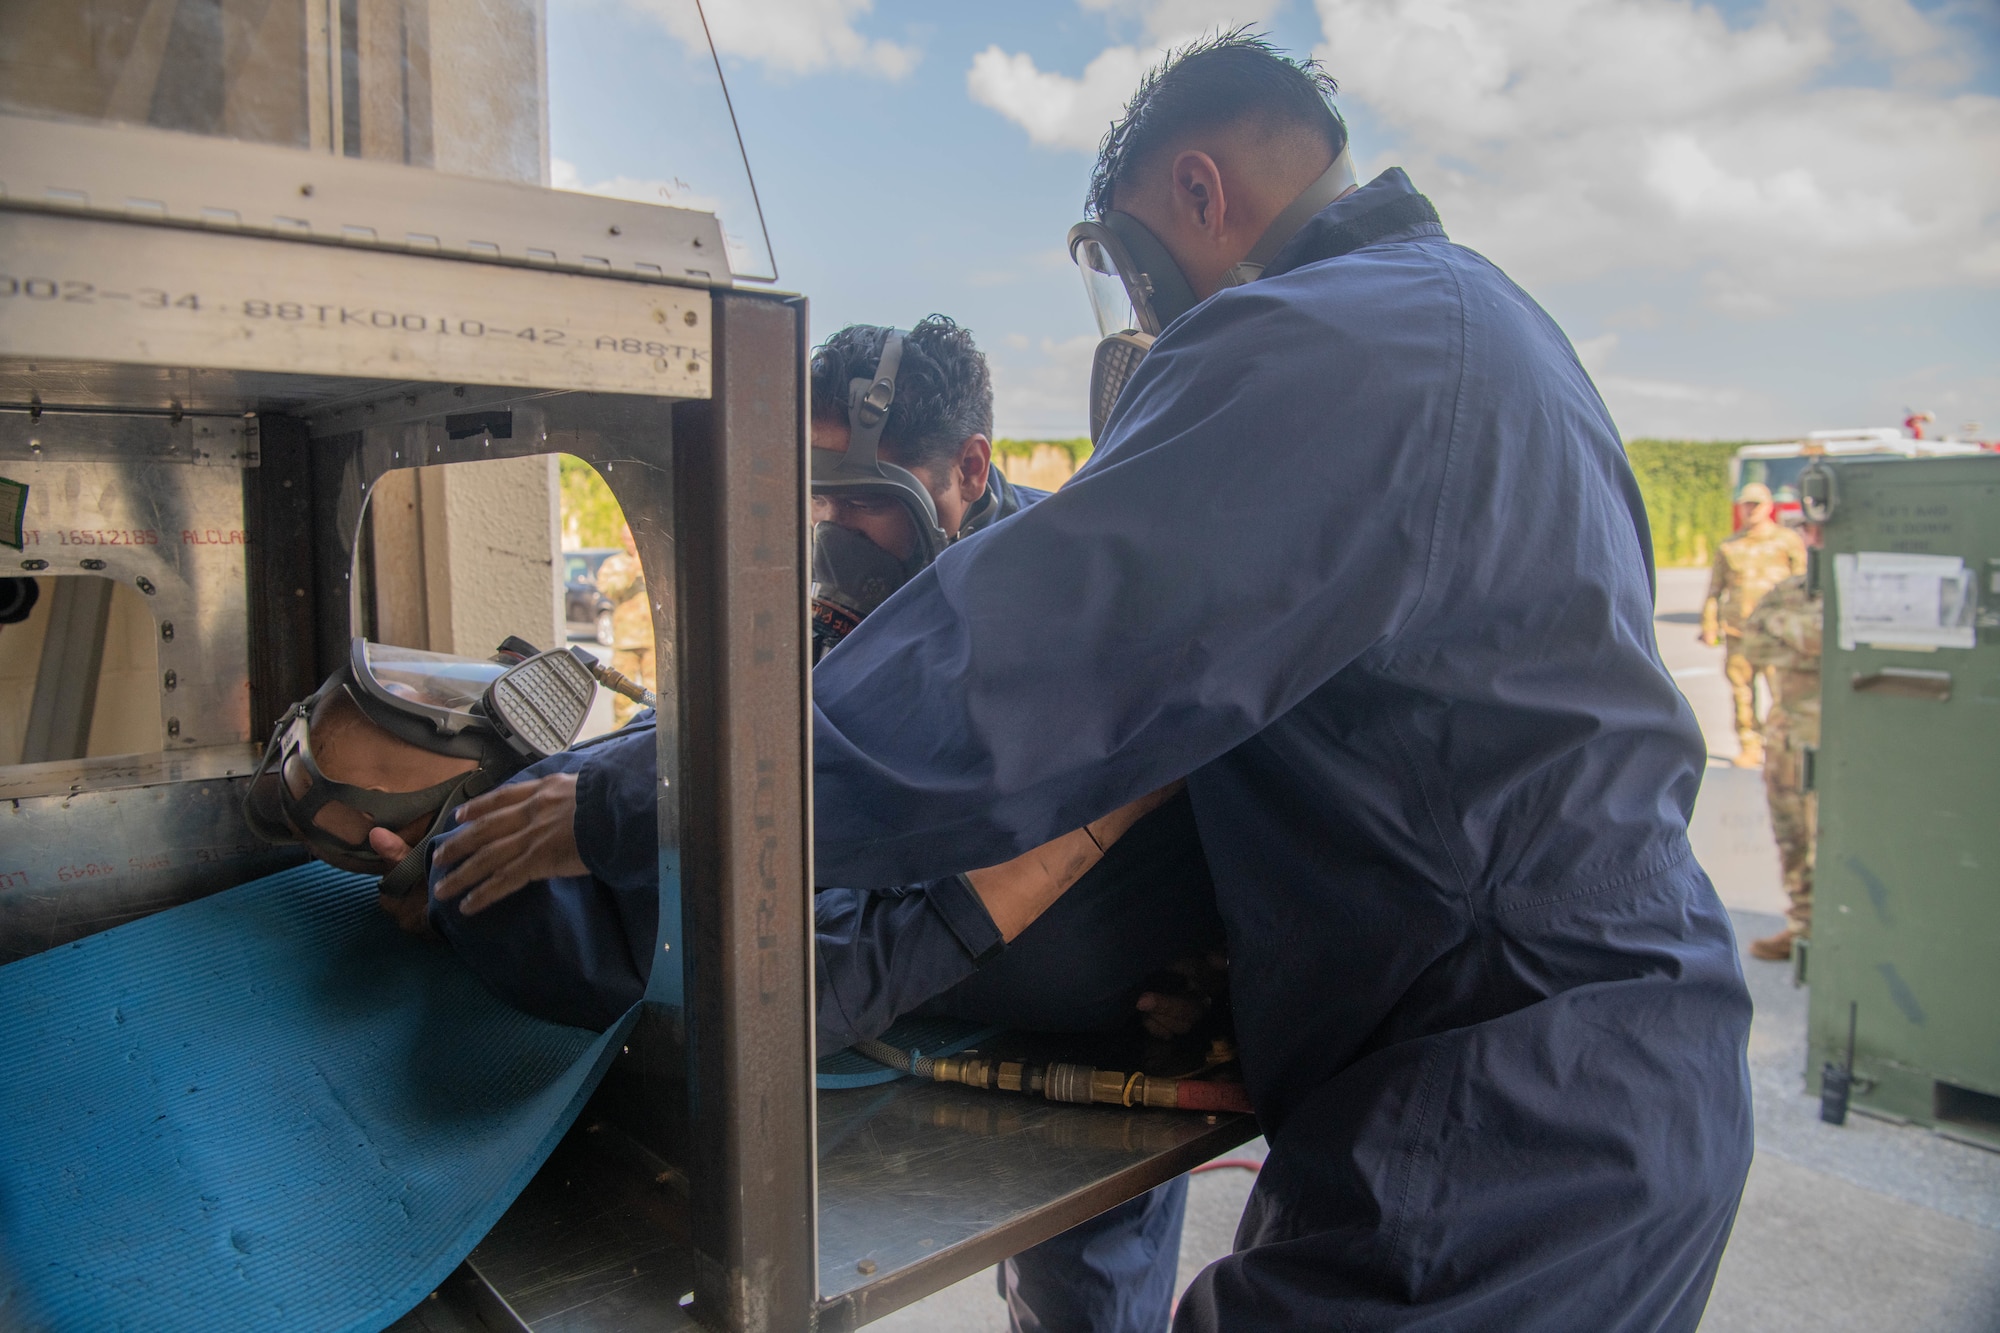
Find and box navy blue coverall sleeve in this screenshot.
[427,719,1223,1042]
[810,877,999,1051]
[424,716,1010,1044]
[426,723,660,1032]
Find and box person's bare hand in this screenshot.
[1136,989,1209,1038]
[1698,630,1718,646]
[431,774,586,916]
[1136,951,1228,1039]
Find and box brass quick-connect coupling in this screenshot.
[929,1054,999,1090]
[917,1051,1251,1115]
[1043,1063,1099,1105]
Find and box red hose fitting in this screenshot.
[1174,1079,1253,1114]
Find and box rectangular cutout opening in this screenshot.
[0,574,161,764]
[1935,1081,2000,1135]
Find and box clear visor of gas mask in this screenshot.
[1075,235,1142,339]
[353,641,510,732]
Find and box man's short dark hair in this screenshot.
[810,316,994,472]
[1087,29,1346,220]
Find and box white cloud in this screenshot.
[1311,0,2000,303]
[990,334,1099,437]
[1595,374,1788,440]
[553,158,718,211]
[1698,271,1782,317]
[1077,0,1286,42]
[551,157,759,274]
[967,1,1285,151]
[968,44,1156,152]
[1963,239,2000,280]
[620,0,917,79]
[1606,303,1663,330]
[958,1,1997,440]
[1572,331,1619,374]
[1598,374,1743,406]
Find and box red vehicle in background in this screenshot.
[1730,428,1989,534]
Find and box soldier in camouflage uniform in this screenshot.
[592,523,655,726]
[1701,482,1807,767]
[1740,573,1820,961]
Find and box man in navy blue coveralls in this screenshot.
[802,38,1754,1332]
[428,37,1754,1330]
[411,319,1220,1333]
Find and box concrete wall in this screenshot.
[345,0,549,182]
[423,0,550,184]
[342,0,560,656]
[367,456,566,657]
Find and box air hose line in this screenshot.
[852,1038,1253,1116]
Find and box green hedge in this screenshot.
[558,454,626,550]
[994,437,1746,568]
[1624,439,1749,568]
[994,437,1093,469]
[632,433,1734,570]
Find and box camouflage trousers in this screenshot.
[1725,645,1770,751]
[1763,737,1815,938]
[611,645,654,727]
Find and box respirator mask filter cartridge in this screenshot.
[1065,213,1191,445]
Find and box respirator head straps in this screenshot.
[245,637,597,895]
[243,671,500,890]
[847,331,903,469]
[1220,147,1356,287]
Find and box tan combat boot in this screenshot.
[1749,929,1793,962]
[1733,734,1765,769]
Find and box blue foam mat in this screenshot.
[815,1016,1002,1089]
[0,862,633,1333]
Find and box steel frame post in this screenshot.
[674,290,816,1331]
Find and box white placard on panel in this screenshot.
[0,213,710,399]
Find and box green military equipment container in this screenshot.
[1803,452,2000,1146]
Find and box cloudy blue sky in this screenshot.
[552,0,2000,442]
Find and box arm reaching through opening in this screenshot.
[964,781,1184,940]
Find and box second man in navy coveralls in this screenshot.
[412,318,1218,1333]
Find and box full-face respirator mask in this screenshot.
[1065,149,1356,444]
[245,636,601,898]
[809,330,953,659]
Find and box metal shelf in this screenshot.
[390,1083,1254,1332]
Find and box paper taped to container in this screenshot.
[1834,552,1976,651]
[0,474,24,550]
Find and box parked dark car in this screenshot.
[563,548,619,645]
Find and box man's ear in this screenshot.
[955,434,992,504]
[1172,149,1228,239]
